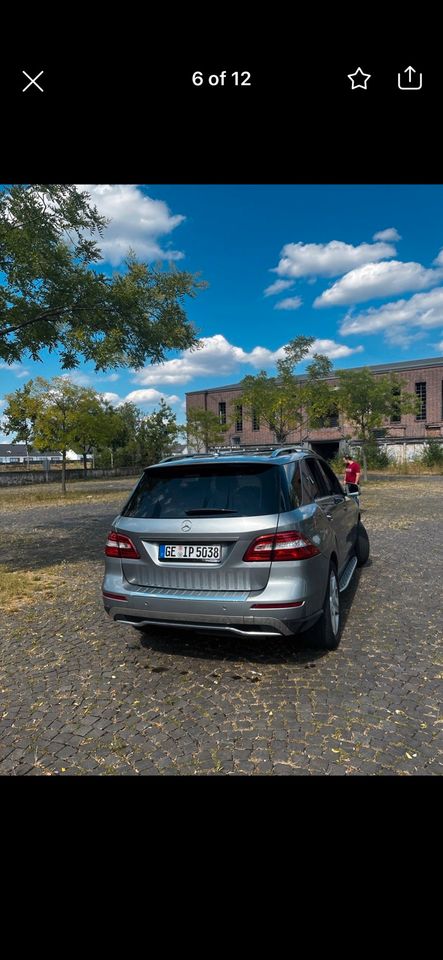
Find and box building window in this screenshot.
[235,404,243,432]
[252,409,260,431]
[316,405,339,428]
[415,382,426,421]
[218,402,226,425]
[390,386,401,423]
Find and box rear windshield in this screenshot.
[122,463,282,518]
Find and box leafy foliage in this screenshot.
[186,407,228,452]
[362,442,392,468]
[420,439,443,466]
[336,369,418,478]
[136,400,183,465]
[4,376,184,480]
[1,382,39,450]
[239,336,333,442]
[0,184,205,369]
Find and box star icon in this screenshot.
[348,67,371,90]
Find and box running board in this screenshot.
[339,556,358,592]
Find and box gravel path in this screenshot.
[1,477,442,775]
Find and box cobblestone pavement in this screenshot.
[1,477,442,775]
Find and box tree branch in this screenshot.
[0,303,102,337]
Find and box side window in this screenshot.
[301,460,327,503]
[284,462,302,509]
[316,460,345,497]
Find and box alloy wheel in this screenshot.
[329,570,340,636]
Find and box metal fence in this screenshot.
[0,467,141,487]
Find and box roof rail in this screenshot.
[270,446,304,457]
[158,452,220,463]
[158,445,305,463]
[208,444,279,456]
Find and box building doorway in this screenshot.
[309,441,340,461]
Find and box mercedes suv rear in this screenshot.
[102,450,369,649]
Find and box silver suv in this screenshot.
[102,448,369,650]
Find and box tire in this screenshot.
[306,562,341,651]
[355,521,370,566]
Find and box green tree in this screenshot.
[103,402,140,468]
[336,368,418,480]
[186,407,228,452]
[23,377,85,493]
[420,439,443,467]
[0,184,205,370]
[136,400,183,465]
[2,381,40,467]
[70,390,118,477]
[239,336,333,443]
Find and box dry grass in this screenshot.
[363,476,443,494]
[0,478,138,511]
[0,558,99,613]
[0,564,68,612]
[372,463,443,476]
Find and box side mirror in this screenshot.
[347,482,359,493]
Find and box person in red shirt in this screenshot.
[343,455,361,486]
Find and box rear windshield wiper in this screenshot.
[185,508,238,515]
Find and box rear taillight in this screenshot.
[243,531,320,562]
[105,530,140,560]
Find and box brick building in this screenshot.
[186,356,443,461]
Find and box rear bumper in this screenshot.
[102,577,323,638]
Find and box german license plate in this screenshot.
[159,544,221,562]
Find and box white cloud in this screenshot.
[244,345,287,366]
[76,184,185,266]
[340,287,443,342]
[309,339,364,359]
[274,296,303,311]
[384,330,427,349]
[264,279,295,297]
[131,333,364,388]
[434,338,443,351]
[372,227,401,242]
[124,389,180,406]
[0,362,29,378]
[101,392,121,406]
[273,239,396,279]
[101,388,181,409]
[315,260,443,308]
[433,249,443,266]
[95,372,120,383]
[132,335,286,386]
[60,371,93,387]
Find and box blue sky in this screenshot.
[1,183,443,439]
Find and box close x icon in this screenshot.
[21,68,45,92]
